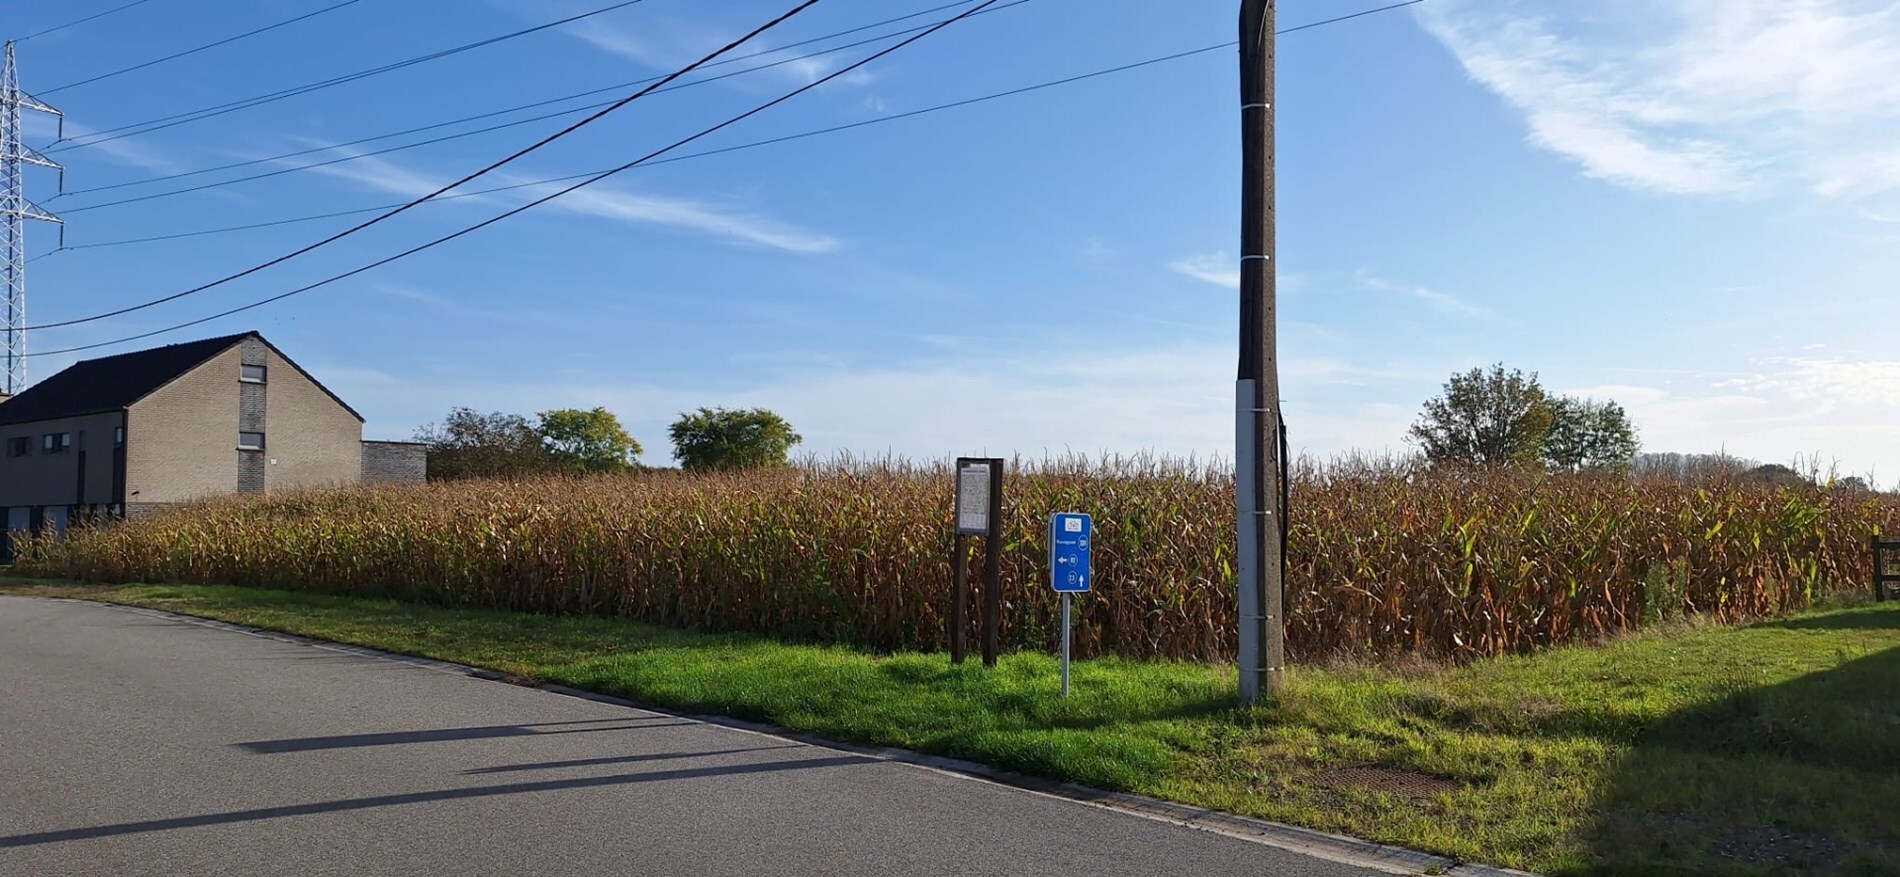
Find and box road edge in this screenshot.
[42,596,1541,877]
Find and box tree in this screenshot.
[1542,397,1639,472]
[1407,364,1554,467]
[537,407,641,474]
[1743,463,1810,488]
[668,407,802,471]
[414,408,555,481]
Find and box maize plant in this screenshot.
[12,457,1896,662]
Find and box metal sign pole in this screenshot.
[1060,592,1072,697]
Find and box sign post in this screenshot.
[1049,512,1092,697]
[1876,537,1899,603]
[954,458,1004,665]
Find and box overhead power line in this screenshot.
[14,0,160,43]
[54,4,1031,214]
[1277,0,1423,35]
[30,0,1008,357]
[41,0,365,95]
[22,0,827,332]
[45,0,656,153]
[33,0,1423,258]
[55,0,1010,201]
[45,44,1229,253]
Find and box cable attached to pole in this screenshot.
[13,0,158,44]
[29,0,1006,358]
[53,2,1032,213]
[45,0,652,153]
[22,0,828,333]
[41,0,366,95]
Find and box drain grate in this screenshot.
[1316,766,1464,799]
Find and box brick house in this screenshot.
[0,332,422,556]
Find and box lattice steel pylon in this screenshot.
[2,40,64,395]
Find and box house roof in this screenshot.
[0,332,364,426]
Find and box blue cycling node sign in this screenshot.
[1049,513,1092,593]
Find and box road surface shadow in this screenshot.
[234,717,692,753]
[462,745,801,775]
[0,755,875,848]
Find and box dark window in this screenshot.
[238,431,265,450]
[5,436,27,457]
[42,433,70,454]
[114,426,125,446]
[241,364,267,383]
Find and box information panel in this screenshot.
[956,461,993,535]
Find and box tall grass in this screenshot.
[13,457,1897,661]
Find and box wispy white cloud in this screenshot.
[74,134,185,177]
[292,144,476,201]
[330,338,1435,462]
[372,282,456,309]
[567,14,876,89]
[1726,356,1900,408]
[1356,270,1497,321]
[1557,354,1900,484]
[566,15,665,66]
[518,180,840,253]
[278,145,837,254]
[329,338,1898,484]
[1421,0,1900,204]
[26,116,182,175]
[1169,253,1239,289]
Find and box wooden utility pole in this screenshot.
[1237,0,1285,704]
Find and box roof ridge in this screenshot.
[0,332,257,426]
[70,331,255,367]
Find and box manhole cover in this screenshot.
[1316,766,1463,799]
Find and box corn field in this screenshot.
[12,458,1897,661]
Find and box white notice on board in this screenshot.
[957,463,991,533]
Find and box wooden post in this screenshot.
[1876,536,1897,603]
[951,532,970,662]
[981,459,1004,668]
[952,457,1004,665]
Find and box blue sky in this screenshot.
[9,0,1900,480]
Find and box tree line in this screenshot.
[1407,364,1640,471]
[1405,365,1875,490]
[415,406,802,481]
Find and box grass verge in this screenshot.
[5,580,1896,876]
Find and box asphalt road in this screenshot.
[0,597,1384,877]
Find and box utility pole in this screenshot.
[1236,0,1285,704]
[2,41,64,395]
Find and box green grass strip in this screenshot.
[7,581,1896,876]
